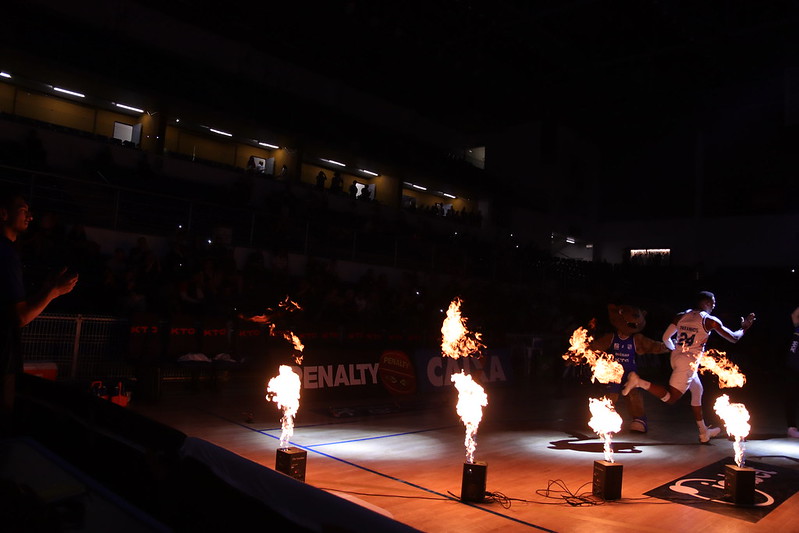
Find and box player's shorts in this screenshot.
[669,352,698,393]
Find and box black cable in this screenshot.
[483,490,511,508]
[318,487,449,501]
[534,479,604,506]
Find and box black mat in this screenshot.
[644,457,799,523]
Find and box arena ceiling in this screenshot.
[4,1,799,172]
[134,0,799,143]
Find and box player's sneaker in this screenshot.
[621,372,640,396]
[630,417,648,433]
[699,426,722,444]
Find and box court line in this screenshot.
[303,425,457,447]
[206,409,557,531]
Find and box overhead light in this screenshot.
[359,169,378,176]
[0,72,11,79]
[412,184,427,191]
[53,86,85,98]
[442,192,456,199]
[322,158,346,167]
[114,103,144,113]
[565,237,576,244]
[209,128,232,137]
[258,142,279,149]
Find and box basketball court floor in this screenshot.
[128,370,799,533]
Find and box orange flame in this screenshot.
[247,296,303,323]
[697,349,746,388]
[563,327,625,384]
[713,394,751,467]
[246,297,305,365]
[266,365,302,448]
[588,397,623,463]
[441,298,485,359]
[451,371,488,463]
[278,297,303,313]
[282,331,305,365]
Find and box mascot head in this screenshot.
[607,303,647,336]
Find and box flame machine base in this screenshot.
[276,447,307,482]
[592,460,623,500]
[461,461,487,502]
[724,464,755,505]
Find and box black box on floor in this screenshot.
[593,460,623,500]
[461,461,487,502]
[276,447,307,482]
[724,464,755,505]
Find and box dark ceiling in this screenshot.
[130,0,799,143]
[0,0,799,172]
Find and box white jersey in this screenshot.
[672,309,712,360]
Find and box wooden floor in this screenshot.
[129,373,799,533]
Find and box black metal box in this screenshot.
[593,460,623,500]
[724,464,755,505]
[275,447,307,482]
[461,461,487,502]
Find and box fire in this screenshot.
[282,331,305,365]
[441,297,485,359]
[563,327,625,384]
[246,297,305,364]
[588,397,623,463]
[451,371,488,464]
[713,394,751,467]
[266,365,302,448]
[696,349,746,388]
[248,296,303,323]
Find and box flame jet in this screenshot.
[588,397,623,463]
[563,326,625,384]
[714,394,751,467]
[267,365,302,448]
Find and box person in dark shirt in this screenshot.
[1,186,77,435]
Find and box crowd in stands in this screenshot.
[3,120,793,371]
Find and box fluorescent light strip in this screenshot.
[115,103,144,113]
[322,159,346,167]
[53,86,85,98]
[209,128,232,137]
[0,72,11,79]
[565,237,576,244]
[442,192,456,199]
[359,169,378,176]
[412,184,427,191]
[258,142,279,149]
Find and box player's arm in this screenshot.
[706,313,755,343]
[661,314,682,350]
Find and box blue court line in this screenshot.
[280,441,558,533]
[202,408,556,531]
[304,425,457,447]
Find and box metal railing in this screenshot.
[21,314,130,381]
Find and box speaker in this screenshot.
[275,447,307,482]
[461,461,487,502]
[592,460,623,500]
[724,464,755,505]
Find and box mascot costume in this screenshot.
[590,302,669,433]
